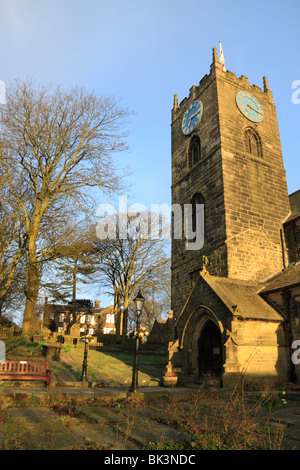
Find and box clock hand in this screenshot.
[252,107,263,116]
[189,109,201,121]
[247,104,263,115]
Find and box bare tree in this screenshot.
[96,212,170,341]
[43,220,100,302]
[0,79,130,333]
[0,176,26,322]
[127,265,171,332]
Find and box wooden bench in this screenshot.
[0,360,51,387]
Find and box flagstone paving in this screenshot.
[2,386,300,450]
[81,405,188,447]
[3,407,81,450]
[0,397,187,450]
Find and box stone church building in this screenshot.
[165,48,300,389]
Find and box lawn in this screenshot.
[0,336,293,450]
[3,336,167,386]
[59,346,166,386]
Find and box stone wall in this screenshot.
[285,217,300,264]
[168,49,295,389]
[170,51,290,320]
[215,66,290,280]
[223,319,289,388]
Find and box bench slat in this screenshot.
[0,360,51,386]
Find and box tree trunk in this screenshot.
[22,248,40,334]
[72,259,77,302]
[122,304,129,344]
[114,293,123,342]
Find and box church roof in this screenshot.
[201,272,285,321]
[259,263,300,294]
[285,189,300,223]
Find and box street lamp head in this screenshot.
[134,290,145,313]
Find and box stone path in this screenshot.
[2,361,300,451]
[1,386,300,450]
[0,389,189,450]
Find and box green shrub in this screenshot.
[62,344,74,355]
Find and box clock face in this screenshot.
[236,91,264,122]
[182,100,203,135]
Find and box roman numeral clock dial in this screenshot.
[181,100,203,135]
[236,91,264,122]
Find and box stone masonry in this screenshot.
[165,48,299,389]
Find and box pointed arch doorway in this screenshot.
[198,320,223,379]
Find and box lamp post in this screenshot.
[129,290,145,393]
[81,313,93,381]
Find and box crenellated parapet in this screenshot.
[172,48,274,124]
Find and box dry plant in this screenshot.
[160,388,284,450]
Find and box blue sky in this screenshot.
[0,0,299,305]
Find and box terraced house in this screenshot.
[43,299,116,337]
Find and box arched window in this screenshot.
[189,136,201,167]
[244,128,262,157]
[191,193,205,234]
[185,193,205,250]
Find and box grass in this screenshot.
[140,389,286,450]
[0,336,293,450]
[0,374,292,450]
[59,346,164,385]
[3,335,165,386]
[4,336,44,359]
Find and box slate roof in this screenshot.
[285,189,300,223]
[200,272,285,321]
[258,263,300,294]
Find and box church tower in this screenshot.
[171,48,291,318]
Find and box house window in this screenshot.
[244,128,262,157]
[80,315,86,324]
[57,326,63,333]
[106,314,115,324]
[189,136,201,167]
[104,327,115,334]
[58,314,64,323]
